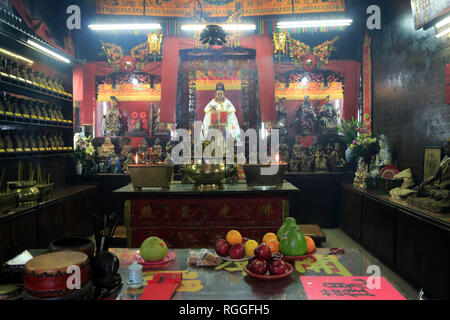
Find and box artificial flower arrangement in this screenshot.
[73,135,95,164]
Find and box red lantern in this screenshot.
[120,55,136,73]
[140,112,146,119]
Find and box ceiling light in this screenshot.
[277,19,353,28]
[88,23,161,31]
[435,15,450,29]
[181,23,256,31]
[0,47,34,65]
[26,40,71,64]
[436,27,450,38]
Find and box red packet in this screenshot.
[219,112,227,124]
[139,272,182,300]
[211,112,218,125]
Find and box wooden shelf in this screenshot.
[0,117,73,129]
[0,150,73,160]
[0,76,72,104]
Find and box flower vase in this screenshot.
[75,160,83,175]
[345,144,355,163]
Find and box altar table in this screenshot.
[111,248,410,300]
[113,181,299,248]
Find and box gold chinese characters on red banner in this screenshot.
[96,0,345,17]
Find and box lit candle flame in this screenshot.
[135,153,138,165]
[275,153,280,163]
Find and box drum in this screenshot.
[23,251,90,298]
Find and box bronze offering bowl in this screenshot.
[0,192,17,214]
[7,181,39,204]
[243,162,288,190]
[128,164,174,191]
[182,160,237,191]
[36,183,54,202]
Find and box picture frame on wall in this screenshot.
[423,146,442,181]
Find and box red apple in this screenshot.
[254,243,271,260]
[251,259,268,275]
[269,259,287,275]
[247,256,257,272]
[272,252,284,261]
[215,239,230,257]
[229,244,245,259]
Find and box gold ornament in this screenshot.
[147,33,163,55]
[273,32,287,54]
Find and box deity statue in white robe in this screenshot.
[200,82,242,146]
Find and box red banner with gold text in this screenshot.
[96,0,345,17]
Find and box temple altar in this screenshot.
[113,181,298,248]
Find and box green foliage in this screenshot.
[337,118,361,145]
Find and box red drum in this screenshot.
[23,251,90,298]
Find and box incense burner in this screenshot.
[128,164,173,191]
[7,181,39,204]
[36,183,54,202]
[0,193,17,214]
[182,162,237,191]
[243,162,288,190]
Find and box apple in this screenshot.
[246,256,257,272]
[269,258,287,275]
[229,244,245,259]
[215,239,230,257]
[251,259,268,275]
[254,243,271,260]
[242,237,249,244]
[272,252,284,261]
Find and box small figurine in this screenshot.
[120,137,132,158]
[329,143,347,171]
[280,138,290,163]
[317,96,338,134]
[13,132,23,151]
[108,156,122,173]
[315,151,328,172]
[5,132,14,150]
[10,97,20,115]
[99,137,116,158]
[21,132,30,149]
[369,134,392,179]
[275,97,288,138]
[151,138,163,163]
[137,138,149,164]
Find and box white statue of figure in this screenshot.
[201,82,242,146]
[370,134,392,178]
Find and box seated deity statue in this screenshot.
[200,83,242,148]
[317,95,338,134]
[151,138,163,163]
[99,137,115,158]
[369,134,392,178]
[103,96,122,137]
[290,96,317,136]
[408,138,450,212]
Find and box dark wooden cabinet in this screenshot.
[340,187,363,240]
[362,197,396,265]
[8,211,38,259]
[37,200,70,248]
[396,211,449,299]
[340,184,450,299]
[0,220,9,265]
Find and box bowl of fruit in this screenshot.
[244,247,294,280]
[214,230,257,261]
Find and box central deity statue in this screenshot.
[200,83,242,146]
[103,96,122,137]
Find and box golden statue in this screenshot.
[99,137,115,158]
[103,96,122,136]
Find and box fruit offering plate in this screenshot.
[283,248,318,262]
[221,255,250,262]
[244,263,294,281]
[134,251,176,268]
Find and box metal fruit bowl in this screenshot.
[128,164,174,190]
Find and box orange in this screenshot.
[226,230,242,246]
[305,236,316,253]
[266,239,280,254]
[262,232,278,244]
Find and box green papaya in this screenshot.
[277,217,299,240]
[279,225,307,256]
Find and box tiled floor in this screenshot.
[323,228,421,300]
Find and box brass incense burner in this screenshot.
[128,164,174,191]
[7,181,39,205]
[243,162,288,190]
[181,161,238,191]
